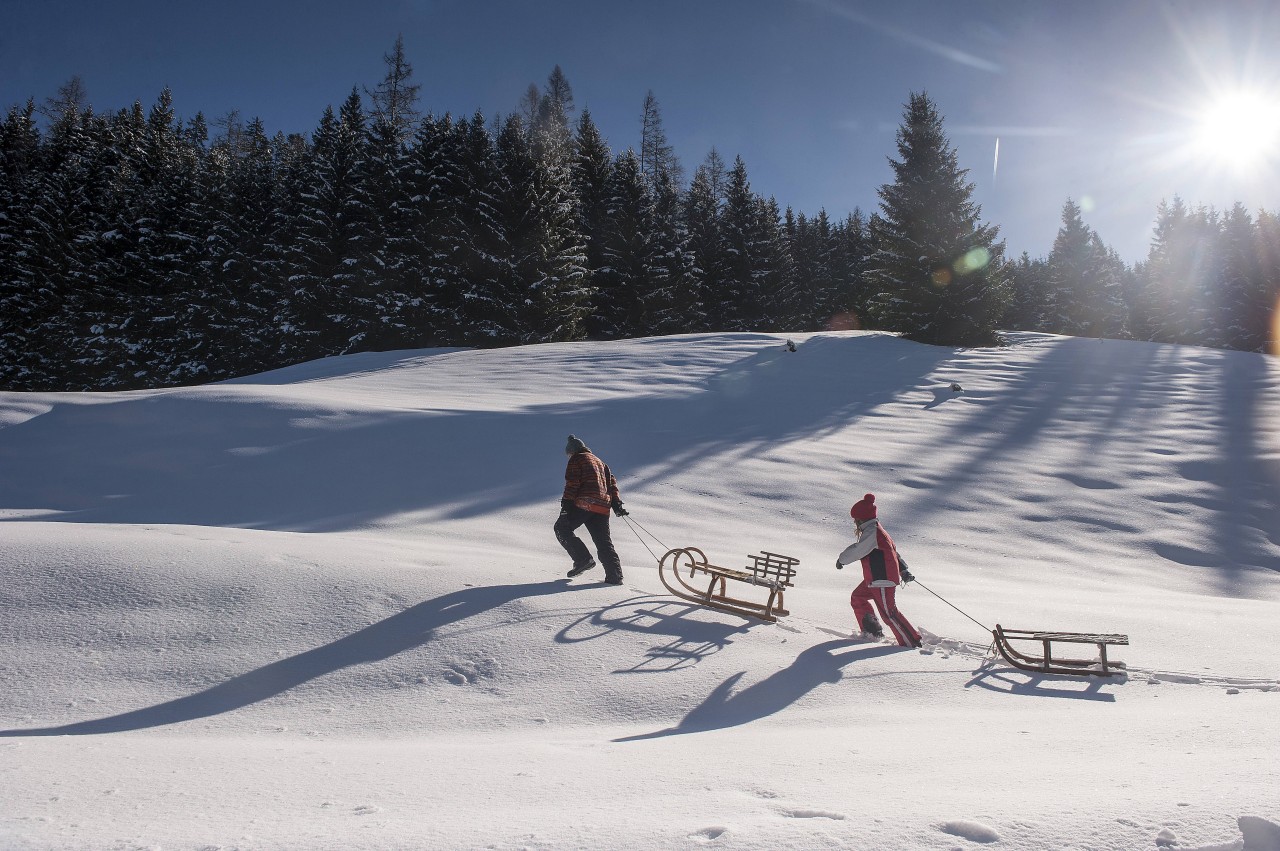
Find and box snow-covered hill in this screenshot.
[2,331,1278,850]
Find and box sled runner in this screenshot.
[992,624,1128,677]
[658,547,798,623]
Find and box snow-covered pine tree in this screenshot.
[827,209,871,330]
[534,65,575,158]
[684,160,726,331]
[89,90,211,388]
[283,90,375,359]
[202,116,280,378]
[363,112,419,349]
[866,92,1009,346]
[571,108,612,306]
[718,155,762,331]
[1044,198,1127,338]
[752,195,793,331]
[451,112,509,344]
[786,209,818,329]
[1005,251,1050,332]
[0,101,39,387]
[500,114,590,343]
[405,113,467,346]
[647,168,701,335]
[0,100,83,389]
[1255,209,1280,353]
[1214,203,1267,352]
[590,148,656,339]
[1140,198,1220,346]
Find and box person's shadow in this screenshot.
[0,580,572,737]
[616,639,905,741]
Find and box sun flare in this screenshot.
[1192,89,1280,169]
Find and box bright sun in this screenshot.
[1192,90,1280,169]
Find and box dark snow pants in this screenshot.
[554,507,622,580]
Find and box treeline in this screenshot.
[0,49,1276,392]
[1010,196,1280,352]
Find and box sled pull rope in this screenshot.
[912,579,991,633]
[622,515,669,566]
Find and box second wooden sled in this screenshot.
[992,624,1129,677]
[658,546,798,623]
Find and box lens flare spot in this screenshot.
[1080,196,1097,213]
[1271,293,1280,358]
[932,267,952,287]
[826,312,862,331]
[953,247,991,275]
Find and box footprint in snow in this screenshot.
[939,820,1000,844]
[689,826,728,842]
[778,808,846,821]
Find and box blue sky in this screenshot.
[3,0,1279,263]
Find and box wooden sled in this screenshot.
[658,547,798,623]
[992,624,1129,677]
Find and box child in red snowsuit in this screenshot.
[835,493,922,648]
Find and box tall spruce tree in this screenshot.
[826,210,871,330]
[406,113,467,345]
[1005,251,1050,331]
[1044,198,1128,338]
[284,90,374,358]
[453,112,508,343]
[647,168,700,334]
[717,155,761,330]
[1141,199,1220,346]
[866,92,1009,345]
[571,109,612,297]
[492,114,589,344]
[590,148,656,339]
[684,162,725,330]
[639,90,683,191]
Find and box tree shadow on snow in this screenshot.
[0,334,953,532]
[0,580,573,737]
[615,638,904,741]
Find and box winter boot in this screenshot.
[604,571,624,585]
[567,560,597,578]
[861,612,884,638]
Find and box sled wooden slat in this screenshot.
[658,546,798,623]
[992,624,1129,677]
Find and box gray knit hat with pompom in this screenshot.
[565,434,589,454]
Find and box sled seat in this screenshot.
[992,624,1129,677]
[658,547,798,623]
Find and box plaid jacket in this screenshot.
[563,451,620,515]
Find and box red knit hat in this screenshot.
[850,493,877,521]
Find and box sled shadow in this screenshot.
[616,639,904,741]
[964,661,1119,702]
[0,580,572,737]
[557,595,754,673]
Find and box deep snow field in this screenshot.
[1,330,1278,851]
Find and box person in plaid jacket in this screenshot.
[556,435,626,585]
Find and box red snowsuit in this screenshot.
[837,519,921,648]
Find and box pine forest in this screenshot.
[2,51,1278,392]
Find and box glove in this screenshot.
[900,567,915,584]
[560,499,574,514]
[610,498,629,517]
[835,559,843,571]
